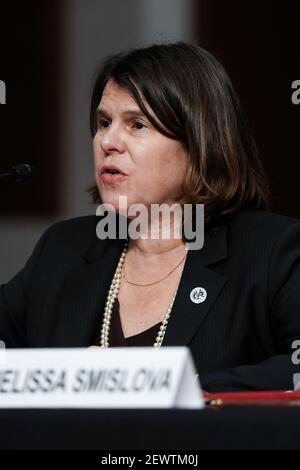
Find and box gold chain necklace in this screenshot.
[122,251,187,287]
[100,243,179,349]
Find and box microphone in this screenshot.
[0,164,33,183]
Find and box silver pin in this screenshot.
[190,287,207,304]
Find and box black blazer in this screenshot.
[1,209,300,392]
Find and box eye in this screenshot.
[97,118,111,129]
[133,120,147,130]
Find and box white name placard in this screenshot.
[0,347,204,409]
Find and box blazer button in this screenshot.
[190,287,207,304]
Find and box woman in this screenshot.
[1,42,300,392]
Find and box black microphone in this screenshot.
[0,164,33,183]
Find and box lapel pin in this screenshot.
[190,287,207,304]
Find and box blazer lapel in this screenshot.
[163,226,228,346]
[55,236,126,346]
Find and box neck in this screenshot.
[128,237,187,257]
[126,210,187,256]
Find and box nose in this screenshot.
[99,124,126,155]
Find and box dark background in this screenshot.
[198,0,300,217]
[0,1,63,216]
[0,0,299,217]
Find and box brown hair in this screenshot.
[89,42,270,227]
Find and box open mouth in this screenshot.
[102,169,121,175]
[100,166,127,176]
[99,166,127,182]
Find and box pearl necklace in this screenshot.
[100,243,178,349]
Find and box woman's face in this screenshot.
[93,80,189,213]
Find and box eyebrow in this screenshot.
[95,108,147,120]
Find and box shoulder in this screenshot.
[34,215,100,261]
[45,215,99,241]
[222,209,300,265]
[228,209,300,243]
[230,208,299,230]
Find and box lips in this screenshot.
[98,165,128,184]
[99,165,127,176]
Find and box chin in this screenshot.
[99,193,129,216]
